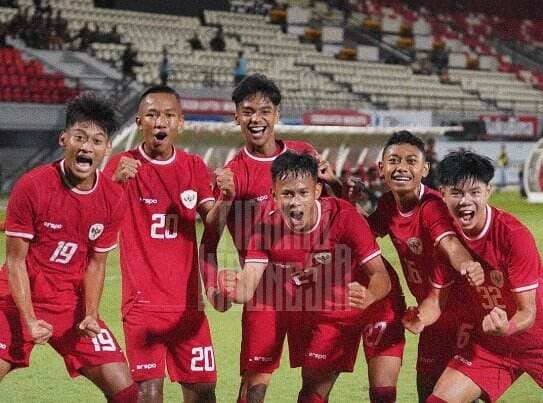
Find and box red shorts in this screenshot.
[240,308,307,374]
[302,289,406,372]
[240,289,405,374]
[123,308,216,383]
[0,305,126,377]
[417,308,476,380]
[448,342,543,402]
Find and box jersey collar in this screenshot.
[242,141,287,162]
[59,159,99,195]
[397,184,425,218]
[138,143,176,165]
[462,204,492,241]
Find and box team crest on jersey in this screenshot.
[181,190,197,209]
[407,237,423,255]
[490,270,504,288]
[313,252,332,265]
[88,223,104,240]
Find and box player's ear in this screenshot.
[234,110,240,125]
[421,160,430,178]
[135,115,142,129]
[315,181,323,199]
[59,130,67,147]
[439,186,445,197]
[378,161,384,178]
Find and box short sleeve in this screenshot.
[93,190,127,252]
[5,175,36,240]
[193,156,215,206]
[341,206,381,266]
[507,227,541,292]
[429,252,456,289]
[420,198,457,245]
[244,204,270,265]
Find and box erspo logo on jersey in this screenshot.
[181,190,197,209]
[88,223,104,240]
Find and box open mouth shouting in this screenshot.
[458,209,475,226]
[289,209,305,229]
[74,154,93,173]
[153,131,168,146]
[247,125,267,139]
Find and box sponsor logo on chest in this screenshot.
[140,197,158,205]
[136,363,157,370]
[88,223,104,240]
[254,194,268,202]
[43,221,62,230]
[180,190,197,209]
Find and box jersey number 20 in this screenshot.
[151,213,179,239]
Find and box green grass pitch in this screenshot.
[0,192,541,402]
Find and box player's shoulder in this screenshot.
[491,206,531,237]
[320,197,361,222]
[15,162,58,191]
[375,190,395,209]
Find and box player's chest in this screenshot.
[239,164,273,202]
[129,167,199,217]
[389,216,429,258]
[268,232,338,269]
[35,194,108,243]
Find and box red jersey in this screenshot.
[454,206,543,353]
[245,197,383,311]
[2,160,126,307]
[104,145,214,314]
[368,185,457,303]
[220,140,317,259]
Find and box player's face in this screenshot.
[441,179,492,237]
[273,174,322,232]
[137,92,183,160]
[379,143,429,195]
[235,93,279,148]
[60,120,110,188]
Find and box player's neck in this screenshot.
[142,142,174,161]
[393,185,421,213]
[246,139,280,158]
[63,168,96,191]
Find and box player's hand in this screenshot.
[0,220,5,232]
[215,168,235,200]
[26,318,53,345]
[402,306,425,334]
[206,287,232,312]
[348,282,372,309]
[112,156,141,183]
[317,160,337,184]
[459,261,484,286]
[217,269,238,299]
[78,315,101,338]
[342,176,365,202]
[291,267,317,286]
[482,307,509,337]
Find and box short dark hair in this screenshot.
[272,151,318,182]
[66,92,119,136]
[438,150,495,186]
[232,74,281,107]
[138,85,181,106]
[382,130,426,158]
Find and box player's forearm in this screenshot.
[439,235,473,273]
[203,198,232,229]
[199,236,219,291]
[416,292,443,327]
[365,270,391,307]
[6,259,36,323]
[233,263,266,304]
[83,259,106,318]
